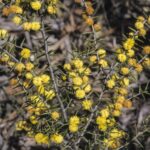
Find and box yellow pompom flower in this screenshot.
[51,111,60,120]
[139,28,147,36]
[20,48,31,59]
[120,78,129,87]
[12,16,21,25]
[97,48,106,58]
[47,5,57,14]
[30,115,38,124]
[69,124,78,133]
[86,17,94,26]
[45,90,55,100]
[75,89,85,99]
[96,116,107,125]
[112,110,121,117]
[1,54,9,62]
[98,59,108,68]
[0,29,8,38]
[51,133,64,144]
[69,116,80,125]
[25,62,34,71]
[82,76,89,83]
[33,76,42,86]
[30,1,42,11]
[106,79,115,89]
[41,74,50,84]
[72,58,83,69]
[25,72,33,80]
[117,54,127,62]
[98,124,107,131]
[89,55,97,63]
[126,49,135,57]
[120,67,129,75]
[72,77,83,86]
[82,99,93,110]
[135,21,144,30]
[10,5,23,14]
[35,133,49,144]
[23,22,32,31]
[100,108,110,118]
[63,63,71,70]
[142,58,150,68]
[31,22,41,31]
[143,46,150,55]
[115,103,123,110]
[16,120,27,131]
[135,63,143,73]
[128,58,137,66]
[15,63,25,72]
[110,129,125,139]
[37,85,45,95]
[123,38,135,50]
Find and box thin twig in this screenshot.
[41,18,68,122]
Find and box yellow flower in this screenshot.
[143,46,150,55]
[104,138,120,149]
[126,49,135,57]
[12,16,21,25]
[20,48,31,59]
[30,115,38,124]
[139,28,147,36]
[10,5,23,14]
[51,111,60,120]
[69,116,80,125]
[0,29,8,38]
[1,54,9,62]
[106,79,115,89]
[82,76,89,83]
[15,63,25,72]
[30,95,40,103]
[100,108,109,118]
[142,58,150,67]
[72,58,83,69]
[16,120,27,131]
[72,77,83,86]
[97,48,106,58]
[35,133,49,144]
[31,22,41,31]
[123,38,135,50]
[110,129,125,139]
[120,67,129,75]
[45,90,55,100]
[86,17,94,26]
[96,116,107,125]
[33,76,42,86]
[75,89,85,99]
[41,74,50,84]
[63,63,71,70]
[116,95,125,104]
[115,103,123,110]
[30,1,42,11]
[137,16,145,22]
[84,84,92,93]
[51,134,63,144]
[98,59,108,68]
[37,85,45,95]
[69,124,78,133]
[112,110,121,117]
[25,72,33,80]
[47,5,57,14]
[98,124,107,131]
[84,67,91,75]
[107,118,116,127]
[82,99,93,110]
[120,78,129,87]
[135,63,143,73]
[89,55,97,63]
[135,21,144,30]
[118,88,128,96]
[23,22,31,31]
[117,54,127,62]
[128,58,137,66]
[25,62,34,71]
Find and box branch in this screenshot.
[41,18,68,122]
